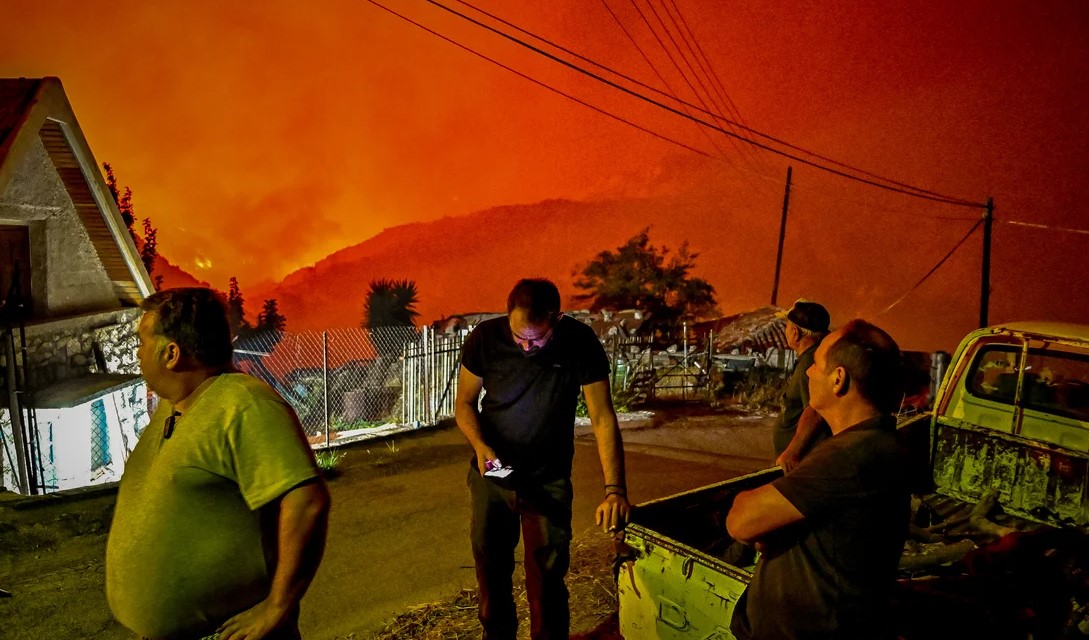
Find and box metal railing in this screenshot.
[402,326,464,425]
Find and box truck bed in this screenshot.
[618,416,1089,639]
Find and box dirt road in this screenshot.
[0,407,775,639]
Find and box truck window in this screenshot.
[1023,349,1089,422]
[967,344,1089,423]
[967,346,1021,404]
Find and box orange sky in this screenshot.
[1,0,1087,349]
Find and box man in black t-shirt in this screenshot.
[455,278,629,640]
[727,319,911,640]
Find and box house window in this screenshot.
[91,399,111,469]
[0,225,33,316]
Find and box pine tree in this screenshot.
[102,163,137,241]
[103,162,159,286]
[140,218,158,289]
[256,299,287,333]
[226,276,252,338]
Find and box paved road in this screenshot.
[303,415,773,638]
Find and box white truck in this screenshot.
[617,322,1089,639]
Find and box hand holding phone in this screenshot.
[484,458,514,479]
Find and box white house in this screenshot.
[0,77,154,494]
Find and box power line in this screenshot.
[662,0,749,135]
[1001,219,1089,236]
[875,219,983,317]
[362,0,716,160]
[422,0,988,209]
[652,0,766,171]
[628,0,728,141]
[626,0,758,166]
[598,0,733,161]
[449,0,968,205]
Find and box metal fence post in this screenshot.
[405,341,409,426]
[683,321,689,400]
[322,330,329,446]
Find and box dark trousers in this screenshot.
[468,467,573,640]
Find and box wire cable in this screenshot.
[362,0,716,160]
[874,219,983,317]
[663,0,748,132]
[628,0,754,163]
[449,0,970,204]
[599,0,733,161]
[422,0,988,208]
[658,0,769,172]
[1000,219,1089,236]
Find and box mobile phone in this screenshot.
[484,458,514,479]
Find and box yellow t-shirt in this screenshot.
[106,373,319,638]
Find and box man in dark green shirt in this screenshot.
[773,299,831,472]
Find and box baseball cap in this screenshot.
[778,298,830,333]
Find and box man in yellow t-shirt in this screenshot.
[106,288,330,640]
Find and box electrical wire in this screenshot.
[627,0,739,157]
[1001,219,1089,236]
[599,0,733,161]
[362,0,716,160]
[421,0,988,208]
[652,0,766,170]
[874,219,983,317]
[448,0,970,204]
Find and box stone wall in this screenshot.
[3,308,142,391]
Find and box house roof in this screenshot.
[0,77,153,306]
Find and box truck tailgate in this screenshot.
[618,468,780,639]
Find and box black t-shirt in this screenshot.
[460,315,610,481]
[732,415,911,640]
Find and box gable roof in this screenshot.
[0,77,153,305]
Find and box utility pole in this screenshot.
[980,197,994,328]
[771,166,793,306]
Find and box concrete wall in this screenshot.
[2,307,141,390]
[0,379,148,493]
[0,137,118,317]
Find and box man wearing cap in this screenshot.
[774,299,831,472]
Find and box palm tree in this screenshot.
[363,278,420,328]
[363,279,421,358]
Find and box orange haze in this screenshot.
[1,0,1087,351]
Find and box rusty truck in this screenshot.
[617,321,1089,639]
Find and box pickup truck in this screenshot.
[617,322,1089,639]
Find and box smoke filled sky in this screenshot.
[2,0,1087,347]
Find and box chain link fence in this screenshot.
[233,326,462,447]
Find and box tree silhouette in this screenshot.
[226,276,253,338]
[103,162,161,288]
[574,228,716,333]
[103,163,136,240]
[140,218,162,290]
[256,298,287,333]
[363,278,420,328]
[363,279,420,357]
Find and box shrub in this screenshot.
[575,386,633,417]
[723,367,788,413]
[314,448,346,473]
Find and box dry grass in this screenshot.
[371,527,621,640]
